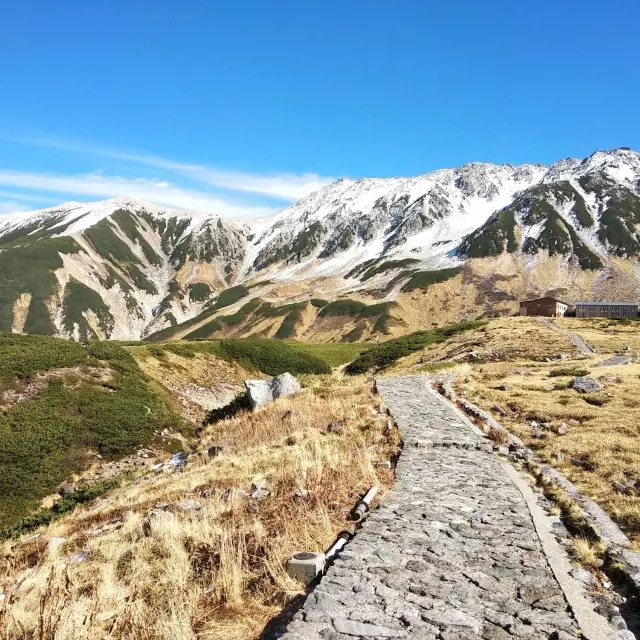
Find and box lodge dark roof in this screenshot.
[520,297,570,306]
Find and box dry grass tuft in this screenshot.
[572,536,606,568]
[0,382,399,639]
[531,468,591,536]
[560,318,640,353]
[488,427,509,445]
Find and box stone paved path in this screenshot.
[279,376,616,640]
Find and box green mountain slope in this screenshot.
[0,200,246,340]
[0,150,639,342]
[458,179,605,269]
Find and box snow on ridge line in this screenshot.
[243,160,551,268]
[0,196,236,238]
[47,196,230,237]
[0,196,172,235]
[1,147,638,241]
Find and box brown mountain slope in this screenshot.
[147,254,640,344]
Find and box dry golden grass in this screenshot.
[529,465,594,536]
[133,350,252,424]
[424,318,640,549]
[456,360,640,550]
[387,316,578,376]
[572,536,606,568]
[0,382,398,640]
[559,318,640,353]
[133,349,250,390]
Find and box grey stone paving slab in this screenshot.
[277,376,617,639]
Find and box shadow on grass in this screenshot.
[203,392,251,425]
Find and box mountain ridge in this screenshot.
[1,147,639,340]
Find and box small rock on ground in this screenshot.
[570,566,596,585]
[175,499,201,511]
[571,377,604,393]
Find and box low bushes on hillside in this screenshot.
[0,236,82,335]
[0,332,87,378]
[62,278,115,340]
[343,321,367,343]
[318,299,367,317]
[1,478,119,540]
[188,283,211,302]
[549,367,590,377]
[0,339,182,528]
[183,319,223,340]
[212,339,331,375]
[360,302,397,335]
[147,338,332,376]
[401,267,462,292]
[316,299,398,336]
[274,309,304,339]
[145,285,250,342]
[286,341,371,367]
[345,321,485,374]
[360,258,420,281]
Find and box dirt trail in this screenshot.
[536,317,596,356]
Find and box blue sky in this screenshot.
[0,0,638,216]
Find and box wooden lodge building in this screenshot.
[518,297,569,317]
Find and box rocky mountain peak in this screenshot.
[543,147,640,191]
[1,147,639,341]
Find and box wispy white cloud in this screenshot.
[0,200,28,215]
[0,189,56,204]
[0,169,277,218]
[0,189,55,215]
[7,133,336,202]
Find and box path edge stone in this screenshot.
[501,461,616,640]
[437,375,640,601]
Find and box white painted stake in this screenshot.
[325,535,348,562]
[353,486,378,522]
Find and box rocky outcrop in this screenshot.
[571,377,604,393]
[244,373,301,409]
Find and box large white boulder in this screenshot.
[244,373,301,409]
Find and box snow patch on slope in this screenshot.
[1,148,639,340]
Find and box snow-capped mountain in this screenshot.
[245,162,547,278]
[1,147,639,341]
[246,148,640,279]
[0,198,246,339]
